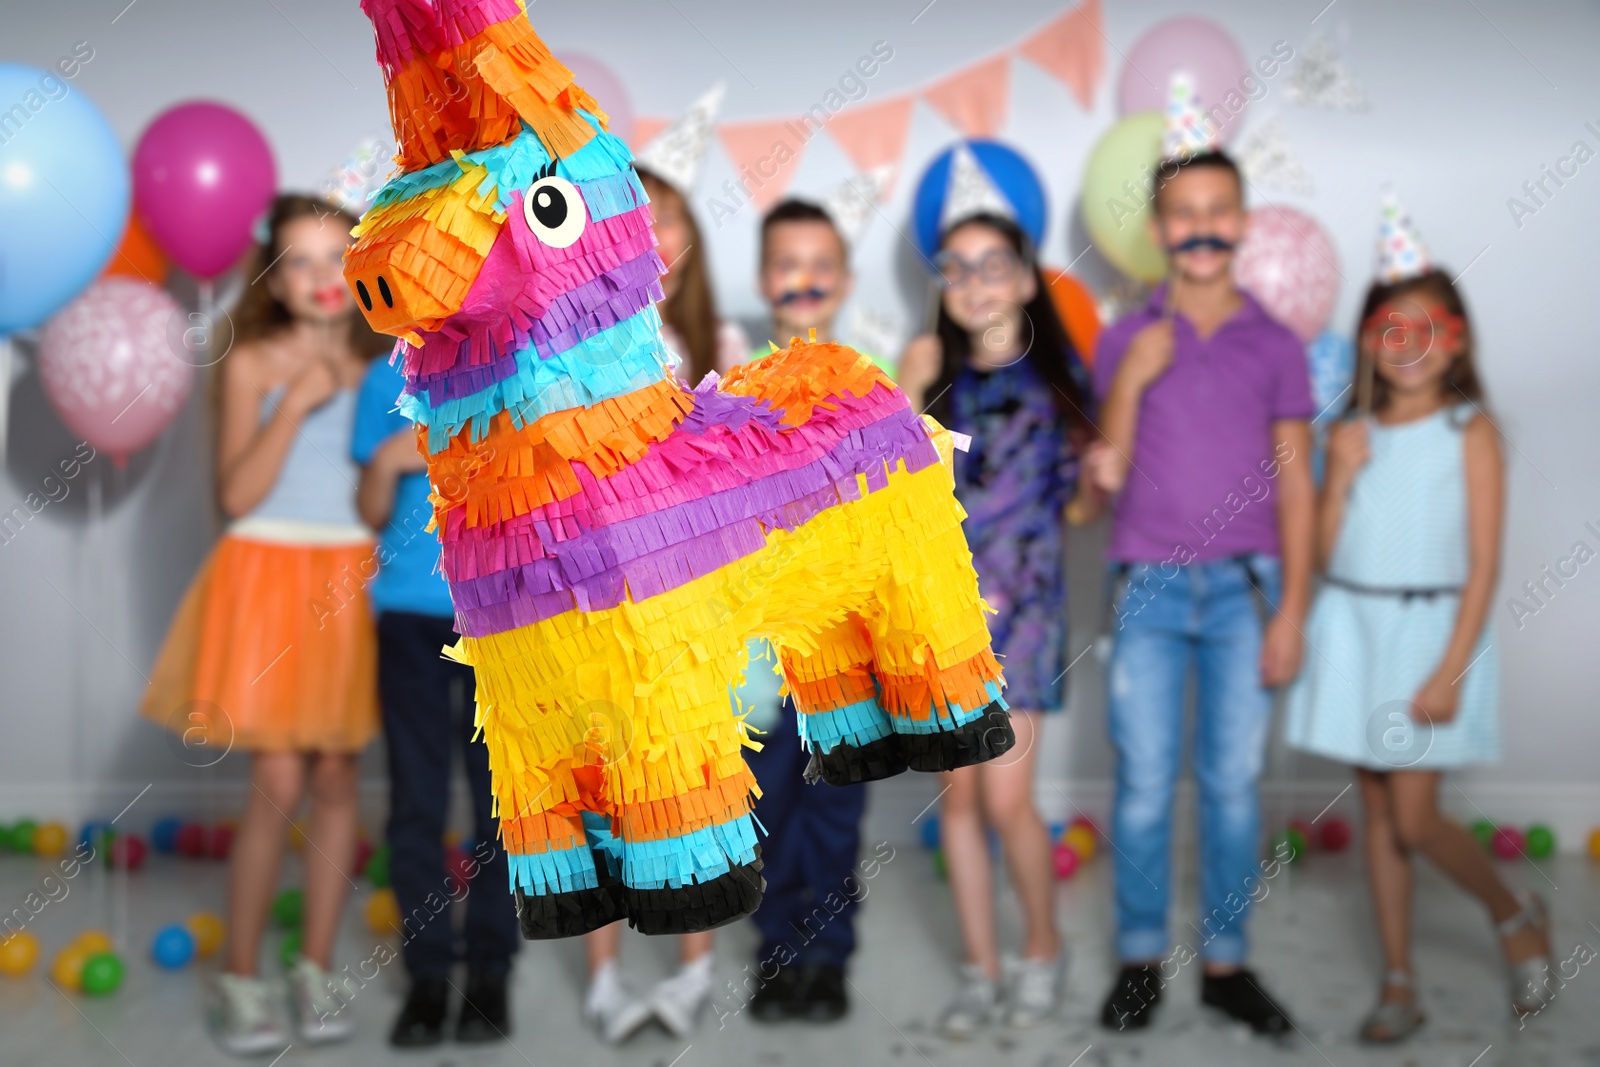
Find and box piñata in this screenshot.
[347,0,1012,939]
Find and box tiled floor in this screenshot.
[2,841,1596,1066]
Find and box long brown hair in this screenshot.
[229,193,392,357]
[1351,268,1484,416]
[638,169,720,382]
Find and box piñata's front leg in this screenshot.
[779,614,908,786]
[502,771,628,940]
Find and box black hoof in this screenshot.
[899,702,1015,772]
[803,732,909,786]
[627,856,765,935]
[514,881,627,940]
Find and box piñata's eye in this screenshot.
[522,175,586,248]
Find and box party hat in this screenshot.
[322,136,396,215]
[1163,72,1219,159]
[1376,187,1430,283]
[820,164,895,246]
[635,82,725,195]
[939,143,1014,233]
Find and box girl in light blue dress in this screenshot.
[1285,263,1551,1042]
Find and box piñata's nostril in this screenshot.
[356,280,373,312]
[377,276,394,309]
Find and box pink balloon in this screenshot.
[1118,17,1251,144]
[557,52,634,145]
[1233,206,1341,343]
[133,101,276,279]
[38,277,193,467]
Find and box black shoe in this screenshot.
[1100,964,1163,1031]
[390,975,450,1048]
[1200,968,1294,1036]
[748,963,805,1023]
[455,970,511,1044]
[794,963,849,1022]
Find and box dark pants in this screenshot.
[378,612,519,978]
[747,701,868,968]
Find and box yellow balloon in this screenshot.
[187,912,225,958]
[32,822,68,857]
[0,932,40,976]
[1064,825,1098,862]
[51,945,89,990]
[73,931,114,956]
[365,889,402,935]
[1080,111,1169,283]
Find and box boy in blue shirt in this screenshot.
[352,356,519,1047]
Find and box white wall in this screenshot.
[4,0,1599,846]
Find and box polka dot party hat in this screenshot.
[1163,72,1219,160]
[1377,186,1431,283]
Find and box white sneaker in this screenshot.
[1001,953,1065,1028]
[938,963,999,1040]
[651,955,713,1038]
[585,961,652,1044]
[287,959,355,1044]
[210,974,288,1056]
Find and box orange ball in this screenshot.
[0,932,39,976]
[186,912,225,958]
[1588,828,1600,861]
[288,821,307,852]
[73,931,114,956]
[1063,824,1098,862]
[32,822,68,857]
[364,889,401,935]
[51,945,89,990]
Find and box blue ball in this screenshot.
[919,816,941,850]
[912,139,1048,261]
[0,63,129,334]
[150,817,182,854]
[78,820,111,852]
[151,924,195,969]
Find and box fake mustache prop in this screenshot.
[775,286,832,306]
[1167,234,1236,254]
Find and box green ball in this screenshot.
[81,952,124,995]
[278,930,302,970]
[931,846,947,880]
[1471,819,1497,848]
[366,843,391,888]
[9,820,36,853]
[1526,824,1556,859]
[270,888,303,930]
[0,824,12,853]
[1271,829,1305,863]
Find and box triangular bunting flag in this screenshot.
[1286,39,1368,111]
[922,55,1011,138]
[1017,0,1104,109]
[630,116,671,152]
[1238,116,1313,195]
[716,119,807,212]
[824,95,915,179]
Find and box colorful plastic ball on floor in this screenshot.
[1271,828,1305,863]
[10,819,38,853]
[81,952,124,996]
[271,888,303,930]
[1589,828,1600,861]
[446,845,474,891]
[366,843,391,888]
[1471,819,1497,849]
[1063,825,1097,862]
[186,912,224,958]
[150,817,182,854]
[150,924,195,969]
[0,824,13,852]
[288,821,307,852]
[365,888,402,935]
[51,945,89,990]
[32,822,68,857]
[931,847,947,880]
[1052,841,1080,879]
[1288,818,1315,848]
[1491,827,1525,859]
[919,817,940,851]
[352,838,375,877]
[78,821,112,853]
[1524,824,1555,859]
[1319,816,1353,852]
[175,822,207,858]
[1047,821,1066,844]
[1069,815,1100,836]
[207,823,235,861]
[0,932,40,976]
[278,931,302,970]
[73,931,114,956]
[108,834,147,871]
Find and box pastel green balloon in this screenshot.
[1080,112,1168,283]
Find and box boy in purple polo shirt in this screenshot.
[1086,151,1314,1036]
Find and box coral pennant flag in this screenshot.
[716,119,809,211]
[1017,0,1105,109]
[824,95,915,180]
[630,116,671,151]
[921,55,1011,139]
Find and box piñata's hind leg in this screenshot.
[504,779,627,939]
[779,614,908,786]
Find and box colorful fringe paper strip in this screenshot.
[348,0,1008,937]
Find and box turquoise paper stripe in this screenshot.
[618,815,760,891]
[797,696,894,754]
[506,839,598,896]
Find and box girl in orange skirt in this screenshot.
[141,194,391,1055]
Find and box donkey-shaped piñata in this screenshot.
[346,0,1012,938]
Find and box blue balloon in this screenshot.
[0,63,128,335]
[1307,330,1354,424]
[912,140,1047,262]
[151,924,196,969]
[150,817,183,854]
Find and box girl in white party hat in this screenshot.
[1284,190,1552,1043]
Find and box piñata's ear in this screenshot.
[361,0,609,170]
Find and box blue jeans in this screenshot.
[1106,555,1280,966]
